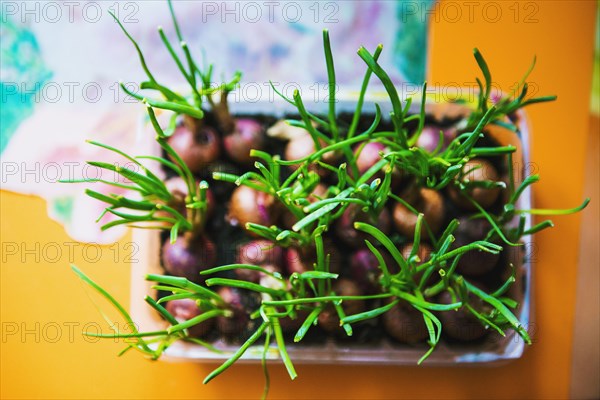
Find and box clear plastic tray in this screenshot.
[131,92,533,365]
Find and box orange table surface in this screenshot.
[1,1,596,399]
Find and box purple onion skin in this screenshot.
[349,248,390,294]
[234,240,284,282]
[285,247,309,275]
[353,142,404,187]
[167,124,221,173]
[416,125,456,153]
[237,240,284,266]
[228,186,279,235]
[437,290,488,341]
[284,240,342,276]
[382,301,428,343]
[355,142,386,176]
[161,235,217,283]
[284,134,323,167]
[165,298,214,338]
[285,133,312,160]
[336,205,391,248]
[215,287,250,337]
[234,264,282,284]
[223,118,266,165]
[453,217,499,276]
[163,177,216,218]
[284,134,336,177]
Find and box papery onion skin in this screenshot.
[215,287,254,337]
[284,239,342,276]
[336,204,392,248]
[349,247,393,294]
[167,124,221,173]
[228,186,279,235]
[223,118,266,165]
[448,158,501,210]
[393,188,445,238]
[165,298,214,338]
[161,234,217,283]
[416,125,456,153]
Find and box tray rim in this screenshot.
[130,89,534,366]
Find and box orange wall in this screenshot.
[1,1,595,398]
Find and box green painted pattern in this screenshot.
[0,16,52,153]
[394,0,434,84]
[51,196,74,224]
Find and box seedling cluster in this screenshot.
[65,1,589,396]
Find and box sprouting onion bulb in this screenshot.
[166,298,214,338]
[162,234,217,283]
[449,158,502,210]
[167,123,221,173]
[228,186,280,233]
[393,188,445,238]
[223,118,266,165]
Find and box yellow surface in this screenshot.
[1,1,596,399]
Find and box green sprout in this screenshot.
[60,119,210,243]
[65,1,590,399]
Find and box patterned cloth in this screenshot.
[0,0,434,243]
